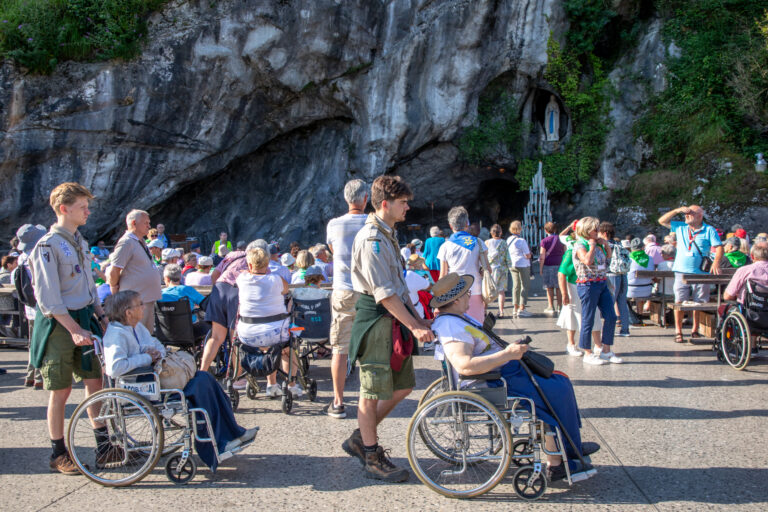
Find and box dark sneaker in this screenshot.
[581,441,601,457]
[546,462,567,482]
[96,445,126,468]
[363,447,409,482]
[342,429,365,465]
[327,402,347,419]
[49,453,80,475]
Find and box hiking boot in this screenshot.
[363,446,409,482]
[581,441,601,457]
[342,429,365,465]
[96,445,126,468]
[49,453,80,475]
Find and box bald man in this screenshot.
[659,205,723,343]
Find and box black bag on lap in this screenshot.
[238,341,288,377]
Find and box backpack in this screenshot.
[14,264,36,308]
[609,243,631,274]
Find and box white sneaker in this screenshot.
[517,309,534,317]
[510,310,519,318]
[583,353,608,365]
[288,383,305,398]
[566,344,583,357]
[233,378,247,390]
[543,307,555,314]
[265,384,281,398]
[599,351,624,364]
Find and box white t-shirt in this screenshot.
[236,273,287,341]
[405,270,430,318]
[326,213,367,291]
[506,235,531,267]
[432,314,501,388]
[437,239,483,295]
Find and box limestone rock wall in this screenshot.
[0,0,565,246]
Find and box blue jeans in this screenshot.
[607,274,630,334]
[577,281,617,350]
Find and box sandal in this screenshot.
[690,331,702,339]
[674,333,685,344]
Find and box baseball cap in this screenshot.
[197,255,213,266]
[147,239,164,249]
[281,253,295,266]
[305,265,324,277]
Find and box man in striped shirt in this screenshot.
[325,179,369,418]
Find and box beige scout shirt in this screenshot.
[30,229,97,317]
[112,232,162,303]
[351,213,409,304]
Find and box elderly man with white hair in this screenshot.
[438,206,486,322]
[325,179,369,419]
[659,204,723,343]
[107,209,162,330]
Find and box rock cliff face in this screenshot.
[0,0,566,246]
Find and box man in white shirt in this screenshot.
[325,179,368,418]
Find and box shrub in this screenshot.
[0,0,167,73]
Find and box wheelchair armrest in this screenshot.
[119,365,155,377]
[459,372,501,381]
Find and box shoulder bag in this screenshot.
[691,238,713,273]
[154,350,196,390]
[480,250,499,304]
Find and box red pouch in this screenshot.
[390,318,414,372]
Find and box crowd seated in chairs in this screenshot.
[72,290,257,486]
[408,273,599,499]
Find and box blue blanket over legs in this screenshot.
[182,371,245,471]
[493,360,583,460]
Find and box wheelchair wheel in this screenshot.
[282,390,293,414]
[229,388,240,412]
[67,389,163,487]
[720,311,752,370]
[418,376,449,408]
[511,439,534,467]
[513,465,547,500]
[307,379,318,401]
[165,453,197,485]
[407,391,511,498]
[246,379,260,400]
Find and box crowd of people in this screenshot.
[3,176,767,487]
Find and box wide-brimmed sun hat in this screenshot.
[429,273,474,309]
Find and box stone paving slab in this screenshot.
[2,291,768,511]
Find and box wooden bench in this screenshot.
[634,270,675,327]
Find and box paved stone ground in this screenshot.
[2,284,768,511]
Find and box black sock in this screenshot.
[51,438,67,459]
[363,443,378,454]
[94,426,109,453]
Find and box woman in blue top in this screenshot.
[423,226,445,282]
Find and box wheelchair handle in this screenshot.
[515,336,532,345]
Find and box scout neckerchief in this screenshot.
[629,250,650,268]
[684,225,705,254]
[725,251,747,268]
[448,231,478,251]
[50,224,86,277]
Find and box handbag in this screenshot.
[480,250,499,304]
[154,350,196,390]
[522,350,555,379]
[691,238,713,273]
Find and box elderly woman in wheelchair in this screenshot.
[64,290,257,487]
[407,273,599,499]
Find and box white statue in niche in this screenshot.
[545,95,560,142]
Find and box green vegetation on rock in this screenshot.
[456,91,524,166]
[626,0,768,208]
[0,0,166,73]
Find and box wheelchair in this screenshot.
[66,336,254,487]
[407,351,595,499]
[290,287,333,375]
[715,279,768,370]
[222,303,319,414]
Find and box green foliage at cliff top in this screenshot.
[637,0,768,172]
[0,0,166,73]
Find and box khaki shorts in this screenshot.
[330,289,359,355]
[40,321,102,391]
[358,316,415,401]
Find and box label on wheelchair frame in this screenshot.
[119,381,159,400]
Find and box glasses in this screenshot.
[149,234,158,238]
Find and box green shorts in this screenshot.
[358,316,415,401]
[40,321,102,391]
